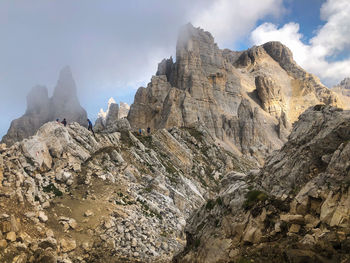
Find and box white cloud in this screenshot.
[193,0,284,47]
[250,0,350,86]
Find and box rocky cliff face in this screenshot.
[0,120,252,262]
[175,105,350,263]
[1,67,87,146]
[128,24,344,161]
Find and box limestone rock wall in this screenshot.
[128,24,344,160]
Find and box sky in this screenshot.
[1,0,349,138]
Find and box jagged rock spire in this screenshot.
[1,67,87,146]
[94,98,130,133]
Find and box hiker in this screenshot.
[147,127,151,135]
[139,128,142,135]
[87,119,95,136]
[61,118,67,127]
[56,118,59,123]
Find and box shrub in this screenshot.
[205,199,216,210]
[42,183,63,197]
[243,190,268,210]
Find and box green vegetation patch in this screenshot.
[205,199,216,210]
[237,257,253,263]
[194,238,201,248]
[137,198,163,220]
[243,190,268,210]
[164,161,177,175]
[42,183,63,197]
[137,135,153,148]
[115,192,136,206]
[144,185,153,193]
[161,159,179,184]
[205,197,223,211]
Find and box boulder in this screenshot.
[6,231,16,242]
[60,238,76,252]
[38,211,48,223]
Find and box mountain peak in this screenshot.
[1,67,87,145]
[176,23,215,53]
[52,66,77,101]
[25,85,49,114]
[128,25,344,161]
[107,97,117,106]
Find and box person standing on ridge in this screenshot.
[87,119,95,136]
[147,127,151,135]
[61,118,67,127]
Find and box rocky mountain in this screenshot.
[0,119,253,262]
[2,24,350,263]
[332,77,350,97]
[128,24,344,162]
[1,66,87,146]
[175,105,350,263]
[94,98,131,133]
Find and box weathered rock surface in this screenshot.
[1,66,87,146]
[175,105,350,263]
[128,24,344,161]
[0,119,252,262]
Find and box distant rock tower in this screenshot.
[94,98,130,132]
[1,66,87,146]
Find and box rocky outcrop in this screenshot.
[255,75,285,119]
[128,24,344,161]
[95,98,131,133]
[1,66,87,146]
[0,120,253,262]
[176,105,350,263]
